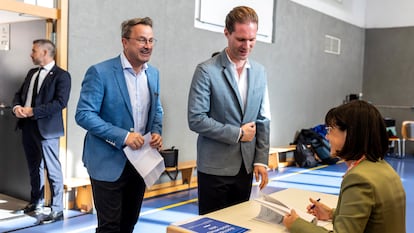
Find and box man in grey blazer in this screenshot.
[76,17,163,233]
[188,6,271,215]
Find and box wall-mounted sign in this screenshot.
[0,24,10,51]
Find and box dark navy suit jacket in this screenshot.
[13,65,71,139]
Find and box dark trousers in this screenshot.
[197,164,253,215]
[21,120,63,212]
[91,161,146,233]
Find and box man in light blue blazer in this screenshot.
[75,17,163,233]
[188,6,271,215]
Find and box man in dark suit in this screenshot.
[76,17,163,233]
[188,6,271,215]
[12,39,71,224]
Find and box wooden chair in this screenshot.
[401,121,414,158]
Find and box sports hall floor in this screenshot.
[0,154,412,233]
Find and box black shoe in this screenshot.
[322,157,340,165]
[13,203,42,214]
[40,211,64,224]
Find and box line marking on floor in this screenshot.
[141,164,334,215]
[140,198,198,216]
[253,164,330,187]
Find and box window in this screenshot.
[194,0,275,43]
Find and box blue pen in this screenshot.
[310,198,321,209]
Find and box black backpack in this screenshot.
[295,129,339,165]
[294,142,318,168]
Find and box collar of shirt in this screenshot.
[42,60,55,72]
[225,51,251,72]
[120,52,148,74]
[225,50,250,110]
[36,60,54,91]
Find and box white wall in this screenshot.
[289,0,366,27]
[67,0,365,178]
[291,0,414,28]
[365,0,414,28]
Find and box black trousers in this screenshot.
[197,164,253,215]
[91,161,146,233]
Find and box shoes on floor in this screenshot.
[13,203,43,214]
[321,157,341,165]
[39,211,64,224]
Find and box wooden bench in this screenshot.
[63,160,197,207]
[63,177,93,213]
[144,160,197,198]
[268,145,296,170]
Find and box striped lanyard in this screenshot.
[344,155,366,176]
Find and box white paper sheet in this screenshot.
[255,194,317,225]
[254,191,333,229]
[123,133,165,188]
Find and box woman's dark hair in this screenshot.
[325,100,388,162]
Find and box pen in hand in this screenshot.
[310,198,321,209]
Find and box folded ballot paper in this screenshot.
[254,193,317,225]
[123,133,165,188]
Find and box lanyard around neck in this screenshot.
[344,155,366,176]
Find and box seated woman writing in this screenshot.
[283,100,406,233]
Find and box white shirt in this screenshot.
[225,52,271,120]
[120,52,150,134]
[225,52,271,169]
[24,61,55,107]
[227,55,249,112]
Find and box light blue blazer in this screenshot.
[188,50,270,176]
[75,56,163,182]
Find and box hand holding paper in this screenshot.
[125,132,145,150]
[255,193,317,225]
[123,133,165,188]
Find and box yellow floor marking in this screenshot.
[140,198,198,216]
[142,162,343,215]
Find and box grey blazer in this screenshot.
[188,50,270,176]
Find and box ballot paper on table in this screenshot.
[123,133,165,188]
[254,193,317,225]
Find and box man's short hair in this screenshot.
[121,17,153,38]
[225,6,258,34]
[33,39,56,58]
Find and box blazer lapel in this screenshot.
[38,66,55,93]
[113,63,134,120]
[221,57,244,114]
[244,67,256,116]
[146,68,158,101]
